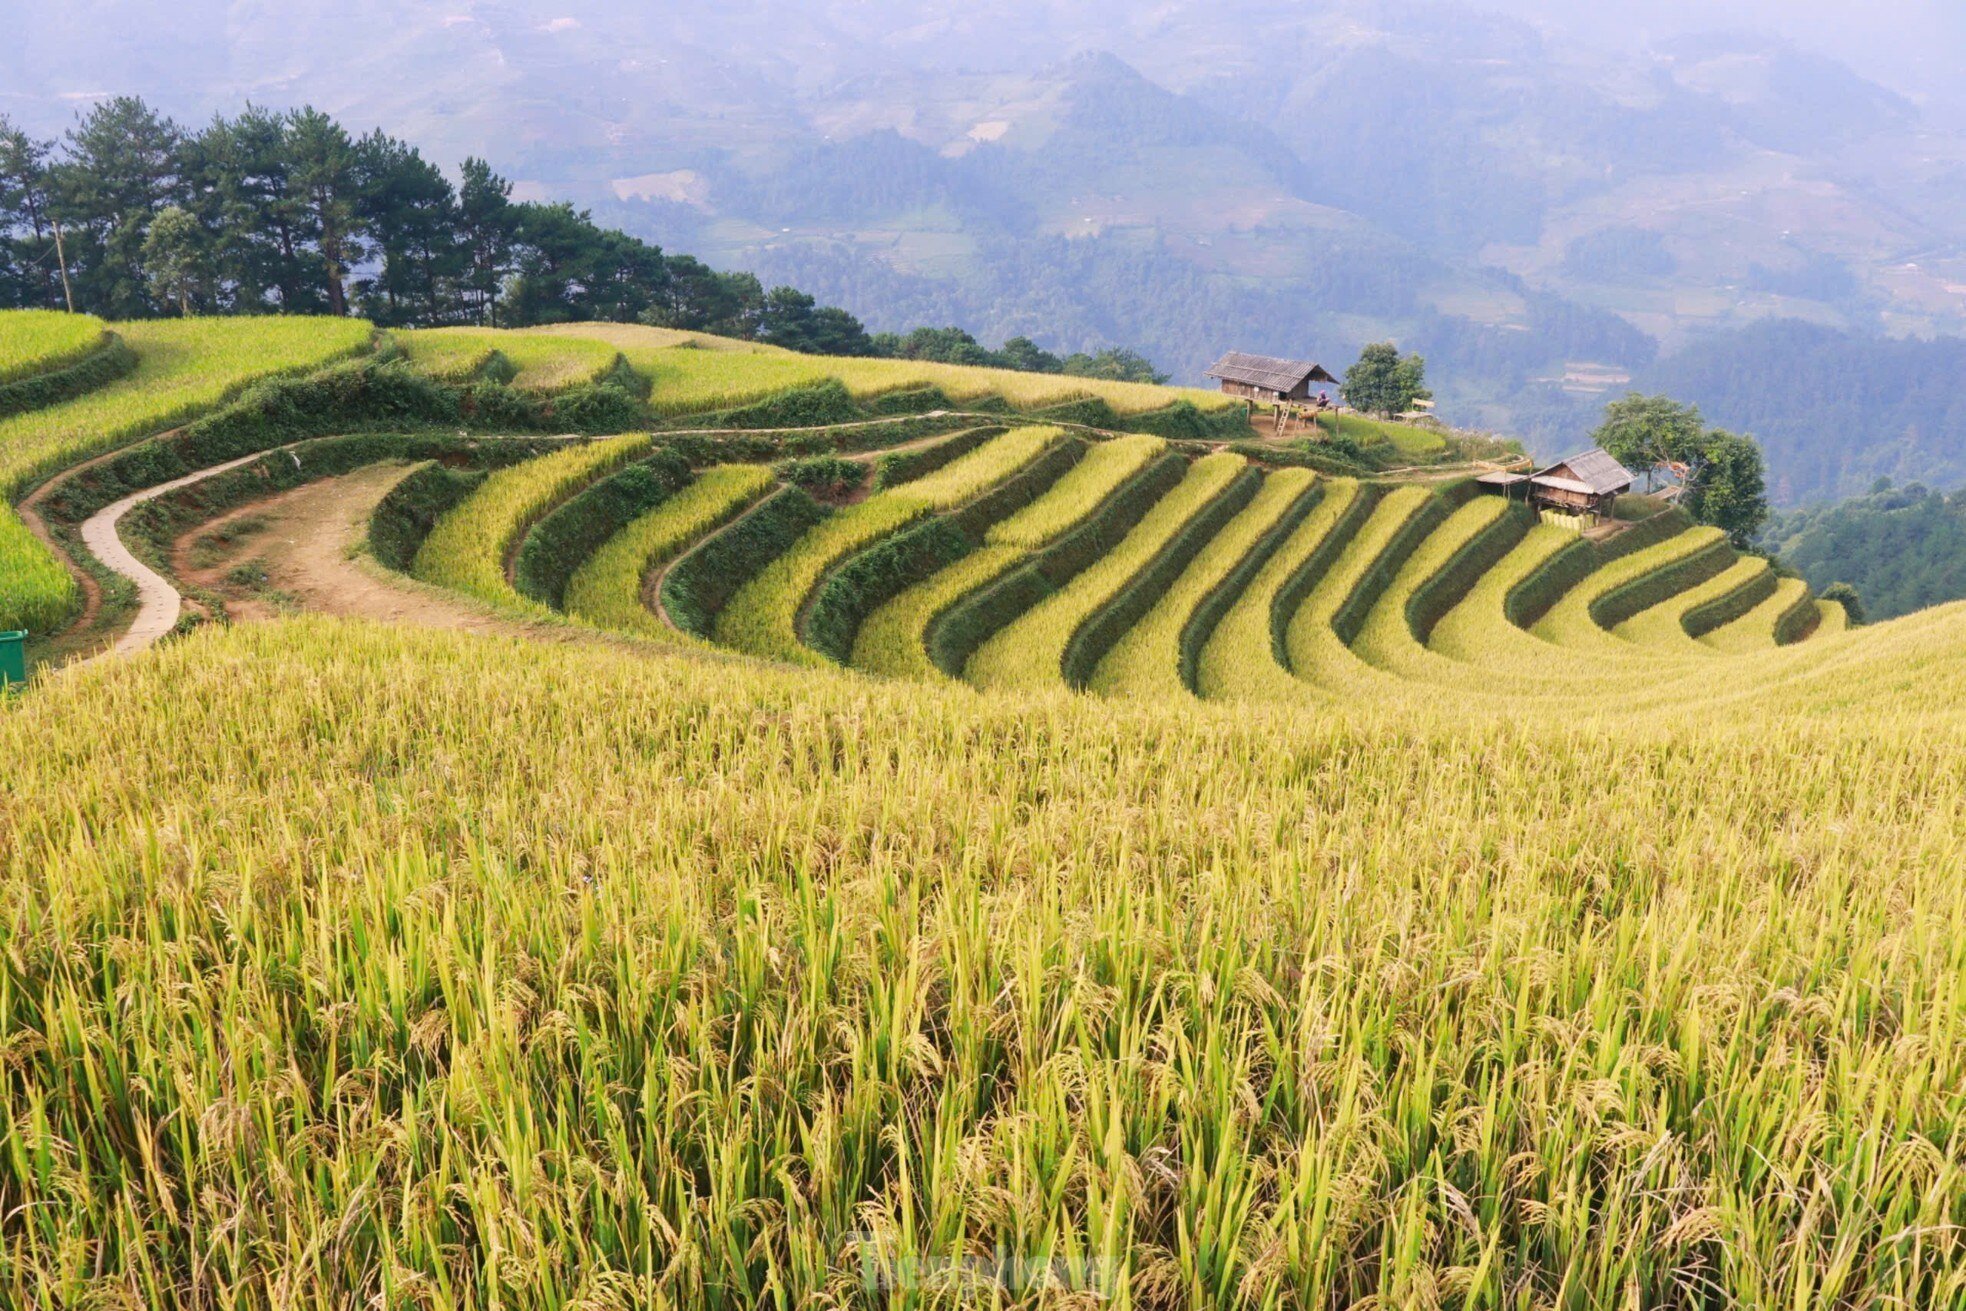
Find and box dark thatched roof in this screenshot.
[1535,448,1634,495]
[1205,351,1338,392]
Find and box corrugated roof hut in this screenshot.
[1528,448,1634,516]
[1205,352,1339,403]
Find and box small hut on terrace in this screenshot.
[1528,448,1634,516]
[1477,447,1634,521]
[1205,351,1339,404]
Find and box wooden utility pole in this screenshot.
[51,222,75,314]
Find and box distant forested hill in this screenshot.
[1642,322,1966,504]
[1763,481,1966,621]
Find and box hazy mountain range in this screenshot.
[9,0,1966,501]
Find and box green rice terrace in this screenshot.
[4,310,1965,1309]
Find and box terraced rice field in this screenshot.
[396,327,625,391]
[0,308,110,384]
[5,315,1965,1310]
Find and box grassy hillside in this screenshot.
[3,314,1963,1308]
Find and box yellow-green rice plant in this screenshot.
[1350,495,1511,680]
[1091,468,1314,699]
[1281,484,1434,696]
[715,426,1061,665]
[966,451,1245,691]
[1531,526,1727,650]
[1616,555,1771,650]
[6,614,1966,1307]
[1193,478,1362,702]
[526,324,1236,419]
[1703,576,1811,653]
[412,434,651,612]
[396,327,624,392]
[562,463,775,641]
[849,435,1170,681]
[0,308,109,383]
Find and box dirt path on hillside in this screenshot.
[179,463,528,635]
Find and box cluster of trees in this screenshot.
[1590,394,1769,546]
[1761,479,1966,622]
[865,325,1169,383]
[0,98,826,333]
[1341,343,1431,416]
[0,97,1176,386]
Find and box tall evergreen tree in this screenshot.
[50,97,182,318]
[454,157,515,325]
[354,131,459,325]
[284,108,365,317]
[0,117,63,309]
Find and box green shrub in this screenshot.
[776,454,866,494]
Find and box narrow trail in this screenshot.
[80,449,277,655]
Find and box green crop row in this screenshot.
[1192,479,1362,701]
[1330,482,1478,649]
[1282,485,1436,687]
[1268,482,1385,669]
[713,427,1062,666]
[967,452,1248,692]
[1620,557,1777,648]
[1776,584,1830,646]
[562,464,774,642]
[514,452,694,609]
[1093,468,1317,699]
[812,439,1086,667]
[1700,576,1811,654]
[872,427,1002,489]
[928,451,1187,678]
[1584,533,1735,634]
[661,487,828,639]
[1405,498,1535,644]
[1351,497,1513,674]
[412,435,652,613]
[1064,466,1265,690]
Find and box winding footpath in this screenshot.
[82,450,279,654]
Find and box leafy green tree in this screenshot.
[1593,393,1769,545]
[1591,393,1705,486]
[1061,347,1167,384]
[756,287,871,355]
[1342,342,1429,415]
[50,97,183,318]
[0,116,63,309]
[455,157,516,325]
[284,108,365,316]
[140,205,208,314]
[1684,428,1768,547]
[354,131,459,325]
[1820,582,1866,625]
[998,336,1061,374]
